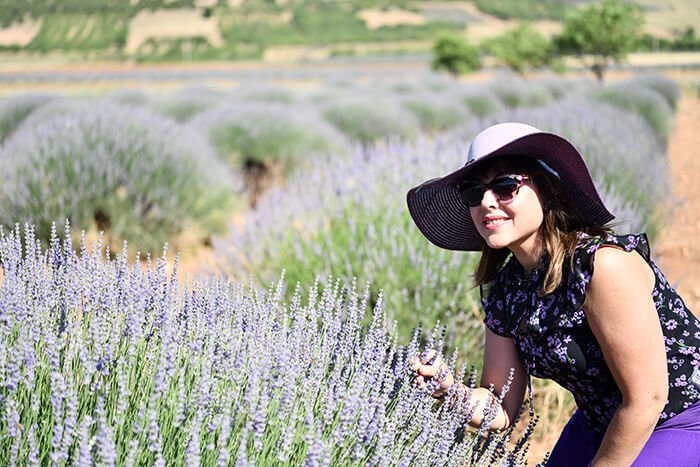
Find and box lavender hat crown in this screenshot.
[468,122,540,162]
[468,123,561,177]
[406,122,615,251]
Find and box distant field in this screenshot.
[126,9,223,54]
[0,0,697,62]
[634,0,700,38]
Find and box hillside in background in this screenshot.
[0,0,697,62]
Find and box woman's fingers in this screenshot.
[408,350,449,379]
[418,352,444,377]
[419,349,438,366]
[408,350,456,396]
[407,355,421,372]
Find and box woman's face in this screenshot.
[468,168,545,255]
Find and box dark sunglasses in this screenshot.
[457,174,530,207]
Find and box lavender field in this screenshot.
[0,72,680,464]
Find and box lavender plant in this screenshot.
[488,79,553,109]
[0,93,55,145]
[0,103,241,255]
[191,101,347,174]
[0,225,534,465]
[104,88,151,107]
[630,74,681,111]
[149,86,226,123]
[458,88,506,119]
[234,84,298,104]
[12,97,95,132]
[588,82,675,148]
[400,94,474,132]
[215,134,488,358]
[322,97,421,146]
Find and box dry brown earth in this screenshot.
[655,90,700,315]
[125,9,223,54]
[0,18,41,46]
[358,9,427,29]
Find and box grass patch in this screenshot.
[27,15,127,52]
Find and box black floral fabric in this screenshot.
[481,233,700,432]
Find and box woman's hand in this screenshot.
[407,349,454,398]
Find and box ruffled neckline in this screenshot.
[505,252,550,284]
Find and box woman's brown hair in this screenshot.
[471,155,610,295]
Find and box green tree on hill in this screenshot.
[431,33,481,78]
[555,0,643,82]
[486,22,555,76]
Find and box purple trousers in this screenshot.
[546,401,700,466]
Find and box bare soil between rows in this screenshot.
[655,92,700,315]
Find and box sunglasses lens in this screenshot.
[491,177,520,200]
[458,176,524,207]
[458,182,484,207]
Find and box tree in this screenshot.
[431,34,481,78]
[673,27,700,51]
[486,22,555,76]
[555,0,643,82]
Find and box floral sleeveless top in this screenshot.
[481,233,700,432]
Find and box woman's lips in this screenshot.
[483,216,509,230]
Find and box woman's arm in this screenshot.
[409,328,527,431]
[584,246,668,466]
[476,328,528,429]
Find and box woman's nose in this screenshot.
[480,188,500,208]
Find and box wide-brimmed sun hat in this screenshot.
[406,122,615,251]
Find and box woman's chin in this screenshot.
[479,232,511,250]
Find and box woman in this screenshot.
[405,122,700,466]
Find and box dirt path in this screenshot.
[655,90,700,315]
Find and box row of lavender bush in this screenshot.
[0,74,582,255]
[0,225,535,465]
[0,74,676,257]
[0,103,240,254]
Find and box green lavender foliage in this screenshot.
[191,101,348,173]
[458,88,506,119]
[10,97,94,131]
[149,86,226,123]
[400,94,473,132]
[488,79,554,109]
[322,96,421,146]
[104,88,151,107]
[215,135,487,359]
